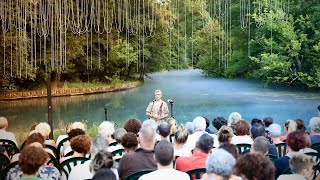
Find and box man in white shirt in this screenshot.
[139,140,189,180]
[146,90,169,123]
[0,117,18,146]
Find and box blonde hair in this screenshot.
[285,120,297,134]
[72,122,85,131]
[174,125,189,144]
[0,117,8,129]
[217,125,234,143]
[154,90,162,94]
[167,118,177,134]
[98,121,115,138]
[35,122,51,138]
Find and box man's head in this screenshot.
[251,123,266,139]
[268,124,282,138]
[309,117,320,134]
[196,134,214,153]
[193,116,206,132]
[158,122,171,139]
[154,90,162,101]
[289,153,315,179]
[252,137,270,154]
[263,117,274,128]
[206,149,236,179]
[212,116,227,131]
[114,128,127,144]
[139,120,157,149]
[154,140,174,167]
[0,117,8,130]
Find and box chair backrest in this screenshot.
[0,144,20,158]
[57,137,69,154]
[186,168,206,180]
[236,144,251,155]
[64,151,74,157]
[0,161,19,179]
[311,143,320,154]
[169,134,175,143]
[124,169,154,180]
[47,152,59,167]
[275,143,287,157]
[0,139,16,147]
[111,148,125,156]
[305,152,320,179]
[266,154,278,163]
[109,142,118,147]
[58,157,89,179]
[45,144,60,159]
[0,153,10,171]
[20,141,26,150]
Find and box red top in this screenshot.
[175,151,208,172]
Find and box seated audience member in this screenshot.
[251,137,270,155]
[0,116,18,146]
[219,143,238,159]
[251,118,264,126]
[263,117,274,130]
[217,125,234,145]
[62,128,86,156]
[230,120,253,145]
[299,132,317,153]
[309,117,320,144]
[227,112,242,127]
[203,149,236,180]
[118,120,157,179]
[60,135,91,163]
[108,128,127,152]
[7,142,61,180]
[176,134,214,172]
[268,124,283,144]
[90,151,118,178]
[185,121,194,135]
[139,140,189,180]
[92,169,117,180]
[167,117,178,135]
[122,132,138,153]
[69,136,115,180]
[98,121,116,144]
[278,153,315,180]
[204,117,214,134]
[35,122,56,147]
[56,122,72,147]
[234,152,275,180]
[71,122,86,131]
[123,118,142,135]
[174,125,191,157]
[295,119,307,132]
[185,117,218,150]
[275,130,307,179]
[158,122,171,141]
[212,116,228,132]
[280,120,297,141]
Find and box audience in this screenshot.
[204,117,214,134]
[139,140,189,180]
[121,132,138,153]
[71,122,86,131]
[299,132,317,154]
[173,125,191,157]
[277,153,315,180]
[228,112,242,127]
[56,122,72,147]
[167,117,178,135]
[60,135,91,163]
[176,134,213,172]
[118,120,157,179]
[89,151,118,178]
[217,125,234,145]
[268,124,283,144]
[212,116,228,132]
[0,116,18,146]
[309,117,320,144]
[158,122,171,141]
[231,120,253,145]
[62,128,86,156]
[263,117,274,130]
[185,121,194,135]
[92,169,117,180]
[123,118,142,135]
[280,120,297,141]
[251,137,270,155]
[251,118,264,126]
[218,143,238,159]
[234,152,275,180]
[295,119,307,132]
[98,121,115,144]
[108,128,127,152]
[35,122,56,147]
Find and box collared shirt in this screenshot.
[146,100,169,120]
[277,174,308,180]
[184,131,219,150]
[138,168,189,180]
[0,130,18,146]
[175,151,208,172]
[118,148,157,179]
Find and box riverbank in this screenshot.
[0,80,143,101]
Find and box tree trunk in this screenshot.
[52,71,61,89]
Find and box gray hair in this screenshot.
[139,120,157,143]
[114,128,127,143]
[98,121,115,138]
[91,136,109,158]
[253,137,270,154]
[193,116,206,132]
[90,150,113,173]
[310,117,320,133]
[185,122,194,135]
[228,112,242,124]
[268,124,282,137]
[289,153,315,174]
[206,149,236,178]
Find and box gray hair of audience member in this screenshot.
[185,122,194,135]
[158,122,171,138]
[268,124,282,137]
[155,140,174,166]
[253,137,270,154]
[251,123,266,139]
[196,134,214,153]
[310,117,320,133]
[90,150,114,173]
[193,116,206,132]
[206,149,236,178]
[114,128,127,144]
[289,153,315,174]
[228,112,242,124]
[91,136,109,158]
[139,120,157,143]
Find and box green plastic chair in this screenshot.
[124,169,154,180]
[47,152,59,167]
[0,161,19,179]
[58,157,89,179]
[111,148,125,156]
[311,143,320,154]
[64,151,74,157]
[109,142,118,146]
[275,143,287,157]
[186,168,206,179]
[236,144,251,155]
[266,154,278,163]
[0,144,20,158]
[305,152,320,179]
[0,153,10,171]
[0,139,16,147]
[57,137,69,154]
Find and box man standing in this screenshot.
[146,90,169,123]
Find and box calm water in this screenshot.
[1,69,319,132]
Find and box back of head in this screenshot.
[309,117,320,133]
[92,169,117,180]
[91,136,109,157]
[289,153,315,174]
[234,120,250,136]
[155,140,174,166]
[122,132,138,150]
[19,145,49,175]
[253,137,270,154]
[124,118,142,135]
[90,150,114,173]
[251,123,266,139]
[218,143,238,159]
[72,122,86,131]
[203,117,210,128]
[70,135,92,154]
[251,118,264,126]
[285,120,297,133]
[234,152,275,180]
[185,122,194,135]
[206,149,235,178]
[98,121,115,138]
[0,117,8,129]
[212,116,227,131]
[295,119,306,132]
[217,125,233,143]
[228,112,242,125]
[68,128,86,140]
[263,117,274,128]
[35,122,51,138]
[158,122,171,138]
[167,118,177,134]
[268,124,282,137]
[114,128,127,143]
[174,125,189,144]
[193,116,206,132]
[287,130,307,152]
[196,134,214,153]
[25,132,45,148]
[139,120,157,146]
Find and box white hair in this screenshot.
[91,136,109,158]
[72,122,86,131]
[35,122,51,138]
[98,121,115,138]
[268,124,282,137]
[0,117,8,129]
[193,116,206,132]
[228,112,242,124]
[310,117,320,133]
[154,90,162,94]
[206,149,236,178]
[139,120,157,143]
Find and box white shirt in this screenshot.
[277,174,307,180]
[174,147,191,157]
[56,135,68,147]
[108,144,123,153]
[184,131,219,150]
[0,130,18,146]
[138,169,189,180]
[231,135,253,145]
[68,160,119,180]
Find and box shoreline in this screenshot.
[0,80,143,101]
